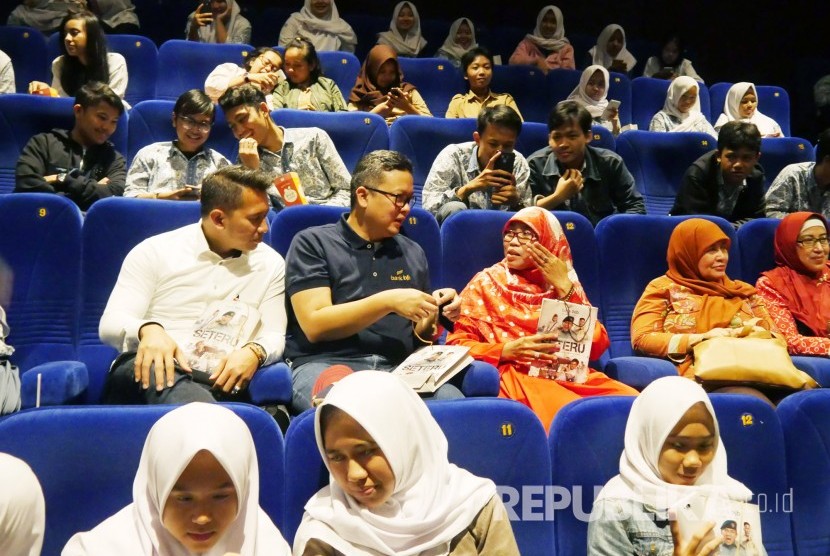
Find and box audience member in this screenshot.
[186,0,251,44]
[8,0,81,33]
[293,370,520,555]
[649,76,717,138]
[447,208,636,431]
[125,89,229,199]
[422,105,531,223]
[279,0,357,53]
[0,453,45,556]
[99,166,286,404]
[642,33,703,82]
[63,403,291,555]
[435,17,477,68]
[15,81,126,211]
[567,65,620,135]
[756,212,830,355]
[587,376,754,555]
[0,50,15,95]
[86,0,141,34]
[528,101,644,225]
[446,46,523,120]
[376,1,427,57]
[284,151,463,412]
[588,23,636,75]
[671,121,765,227]
[272,37,347,112]
[714,82,783,137]
[765,128,830,219]
[348,44,431,125]
[205,47,284,108]
[508,5,575,72]
[28,11,128,103]
[218,85,351,207]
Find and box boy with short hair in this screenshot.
[765,127,830,219]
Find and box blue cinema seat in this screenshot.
[516,122,616,159]
[0,403,285,556]
[284,398,553,553]
[0,26,49,93]
[317,50,361,99]
[615,130,715,215]
[550,394,795,556]
[546,68,581,105]
[490,64,548,123]
[607,72,632,126]
[397,57,466,118]
[156,40,254,101]
[630,76,711,131]
[760,137,815,190]
[709,83,791,137]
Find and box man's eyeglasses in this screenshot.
[503,230,538,244]
[177,115,212,133]
[364,186,413,209]
[796,236,830,249]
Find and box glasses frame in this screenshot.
[796,236,830,249]
[364,186,413,209]
[176,114,212,133]
[502,230,538,244]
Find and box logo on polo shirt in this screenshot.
[390,269,412,281]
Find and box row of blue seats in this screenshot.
[0,26,793,128]
[1,386,828,555]
[0,94,815,212]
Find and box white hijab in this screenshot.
[662,75,709,132]
[377,2,426,57]
[589,24,637,72]
[293,0,357,52]
[568,64,609,118]
[62,403,291,556]
[525,5,570,53]
[0,453,45,556]
[195,0,244,44]
[294,371,496,556]
[437,18,478,61]
[595,376,752,509]
[714,82,781,136]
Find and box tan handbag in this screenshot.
[692,326,819,392]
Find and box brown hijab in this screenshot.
[348,44,415,110]
[666,218,756,332]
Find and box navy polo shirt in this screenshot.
[284,214,431,367]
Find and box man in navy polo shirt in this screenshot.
[284,150,463,411]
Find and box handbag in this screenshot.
[693,327,819,392]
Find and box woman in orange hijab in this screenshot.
[447,207,636,432]
[347,44,431,125]
[756,212,830,355]
[631,218,775,378]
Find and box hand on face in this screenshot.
[237,137,260,170]
[526,242,573,294]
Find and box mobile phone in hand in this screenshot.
[601,99,621,120]
[190,369,215,386]
[493,151,515,173]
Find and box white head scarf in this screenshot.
[568,64,609,118]
[662,75,709,132]
[0,453,45,556]
[62,403,291,556]
[525,5,570,52]
[595,376,752,509]
[437,18,478,62]
[293,0,357,52]
[377,2,426,57]
[589,24,637,72]
[294,371,497,556]
[714,82,781,136]
[195,0,244,44]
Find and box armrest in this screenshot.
[21,361,89,408]
[791,356,830,388]
[461,360,500,397]
[248,361,293,405]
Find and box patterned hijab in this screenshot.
[349,44,415,109]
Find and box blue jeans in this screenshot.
[290,354,464,412]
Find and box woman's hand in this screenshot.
[525,243,572,296]
[670,520,721,556]
[28,81,50,94]
[609,59,628,73]
[370,98,394,117]
[193,3,213,27]
[502,332,562,363]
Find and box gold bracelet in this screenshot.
[559,284,575,300]
[243,342,266,367]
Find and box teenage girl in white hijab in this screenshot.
[293,371,519,555]
[279,0,358,53]
[649,76,717,138]
[509,5,575,71]
[62,403,291,556]
[0,453,45,556]
[714,82,783,137]
[586,376,757,555]
[376,2,427,58]
[589,24,637,74]
[567,65,620,135]
[435,18,478,68]
[186,0,252,45]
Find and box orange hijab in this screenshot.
[666,219,756,332]
[348,44,415,110]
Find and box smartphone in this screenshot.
[493,151,515,173]
[389,87,404,98]
[601,99,621,120]
[190,369,215,386]
[198,0,211,12]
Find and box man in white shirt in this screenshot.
[99,165,287,404]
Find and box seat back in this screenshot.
[317,51,360,99]
[515,121,549,161]
[397,57,465,117]
[607,72,632,125]
[596,214,739,357]
[736,217,780,285]
[156,40,253,100]
[630,77,712,131]
[0,194,82,371]
[104,34,159,106]
[491,64,548,123]
[760,137,816,190]
[0,26,49,93]
[616,130,715,215]
[0,403,285,556]
[709,83,791,136]
[546,69,581,105]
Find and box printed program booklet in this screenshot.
[183,300,260,373]
[392,345,473,393]
[671,494,765,555]
[528,298,598,383]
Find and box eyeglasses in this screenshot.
[255,56,280,72]
[796,236,830,249]
[364,186,413,209]
[177,115,212,133]
[503,230,538,244]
